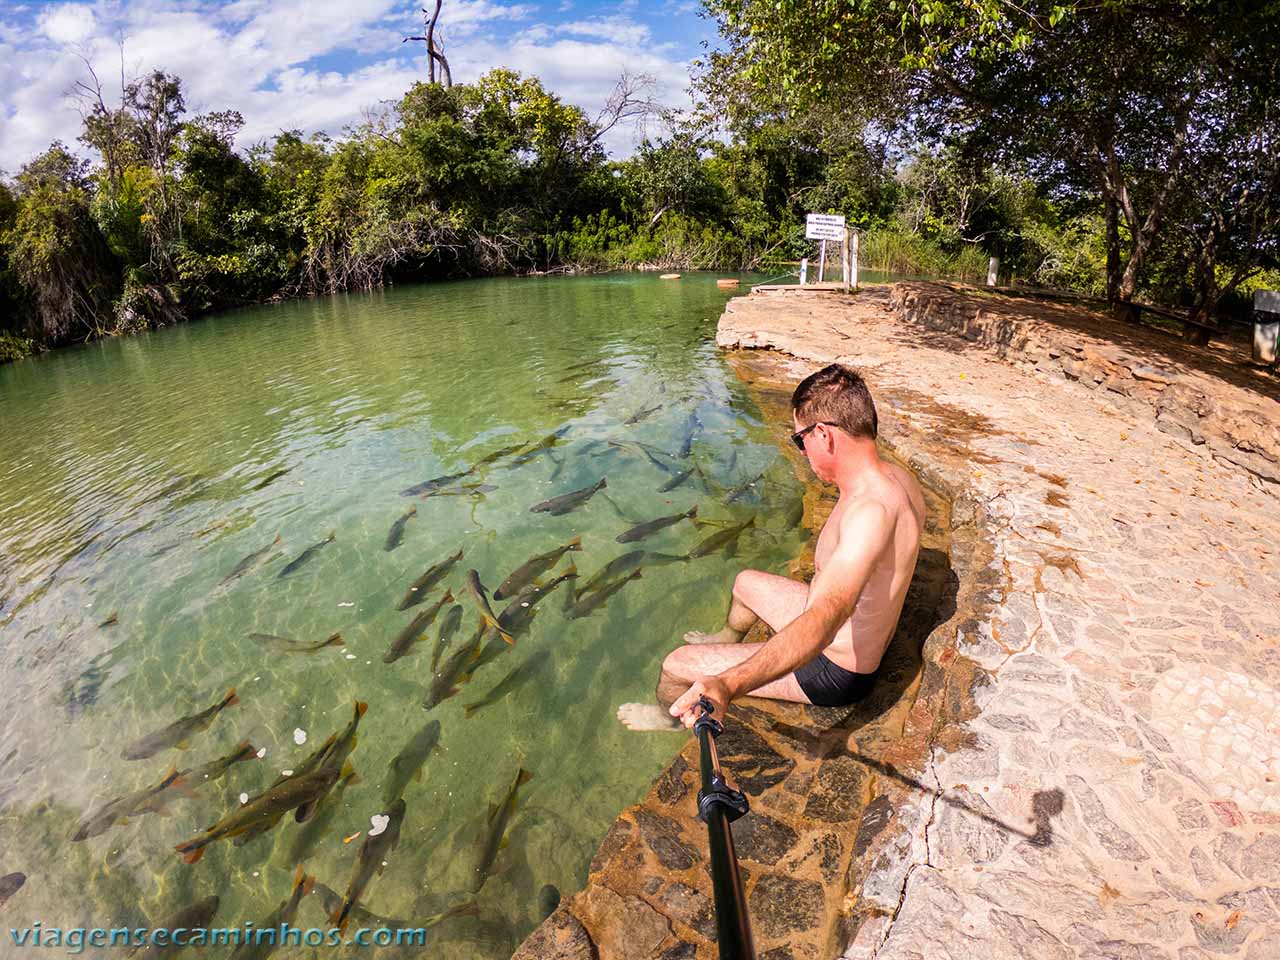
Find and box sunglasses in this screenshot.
[790,422,825,450]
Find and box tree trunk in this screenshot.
[1103,190,1122,303]
[426,0,442,84]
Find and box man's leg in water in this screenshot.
[618,643,811,730]
[619,571,809,730]
[684,570,806,644]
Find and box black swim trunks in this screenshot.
[794,653,878,707]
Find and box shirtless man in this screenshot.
[618,363,924,731]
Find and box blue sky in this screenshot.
[0,0,717,172]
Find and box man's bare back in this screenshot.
[619,363,925,732]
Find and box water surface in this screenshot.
[0,274,809,955]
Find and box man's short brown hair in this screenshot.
[791,363,878,440]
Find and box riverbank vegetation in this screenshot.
[2,0,1276,360]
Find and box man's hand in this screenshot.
[669,676,732,729]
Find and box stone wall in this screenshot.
[887,283,1280,495]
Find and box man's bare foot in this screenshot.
[683,628,738,645]
[617,703,682,731]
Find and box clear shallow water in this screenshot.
[0,274,809,955]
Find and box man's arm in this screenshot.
[669,500,895,726]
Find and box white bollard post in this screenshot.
[799,258,808,285]
[841,229,850,291]
[850,230,859,291]
[987,256,1000,287]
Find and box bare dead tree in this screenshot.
[587,72,660,150]
[403,1,452,88]
[71,46,134,192]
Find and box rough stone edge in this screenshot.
[885,281,1280,496]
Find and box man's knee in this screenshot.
[662,645,695,681]
[732,569,768,604]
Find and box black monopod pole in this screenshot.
[692,696,756,960]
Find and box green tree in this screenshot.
[5,143,120,343]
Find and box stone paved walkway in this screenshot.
[716,285,1280,960]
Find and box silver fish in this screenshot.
[466,768,533,893]
[397,548,464,611]
[221,535,281,585]
[616,506,698,543]
[384,505,417,552]
[276,532,335,578]
[384,590,454,663]
[382,720,440,805]
[329,798,406,933]
[121,689,239,761]
[494,536,582,599]
[529,478,607,516]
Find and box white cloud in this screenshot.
[558,16,650,47]
[0,0,694,172]
[39,3,96,44]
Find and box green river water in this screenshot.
[0,274,810,956]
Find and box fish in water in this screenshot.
[384,590,454,663]
[687,516,756,559]
[424,625,486,709]
[431,604,464,672]
[465,570,515,644]
[286,767,358,864]
[432,482,496,497]
[276,701,367,825]
[607,439,676,473]
[251,467,290,491]
[140,896,221,952]
[657,462,700,492]
[538,884,561,920]
[397,548,464,612]
[277,532,335,578]
[497,565,577,638]
[72,766,199,841]
[249,631,344,653]
[174,764,348,863]
[382,719,440,805]
[576,550,682,597]
[220,535,282,586]
[472,441,528,469]
[529,478,607,516]
[66,661,107,716]
[463,656,549,719]
[98,610,118,628]
[624,404,662,424]
[231,866,313,960]
[329,798,406,933]
[467,768,533,893]
[678,411,702,458]
[121,689,239,761]
[0,872,24,908]
[181,740,259,786]
[383,505,417,552]
[616,506,698,544]
[401,469,473,497]
[494,536,582,599]
[724,471,765,504]
[567,570,643,619]
[312,883,476,935]
[504,427,571,468]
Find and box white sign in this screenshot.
[805,213,846,241]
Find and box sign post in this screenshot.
[805,214,845,287]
